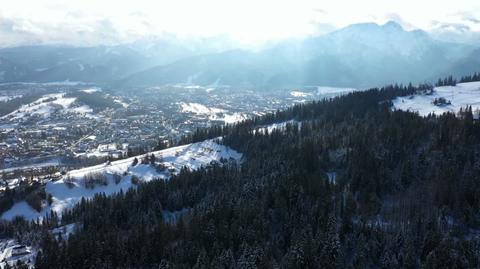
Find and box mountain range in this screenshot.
[0,21,478,88]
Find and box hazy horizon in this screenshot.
[1,0,480,48]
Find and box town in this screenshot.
[0,82,339,186]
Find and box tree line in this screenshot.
[27,79,480,268]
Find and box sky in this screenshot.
[1,0,480,47]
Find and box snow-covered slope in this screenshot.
[392,82,480,116]
[179,102,226,115]
[80,88,100,93]
[1,93,93,121]
[1,139,242,221]
[254,120,301,135]
[290,91,311,98]
[0,239,36,269]
[316,86,357,95]
[179,102,247,124]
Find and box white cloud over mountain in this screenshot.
[0,0,479,47]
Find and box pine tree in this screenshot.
[320,214,343,269]
[193,249,209,269]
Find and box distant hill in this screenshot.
[0,22,478,88]
[0,57,30,82]
[120,21,478,88]
[0,38,225,83]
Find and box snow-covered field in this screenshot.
[290,91,311,98]
[80,87,100,93]
[113,98,129,108]
[179,102,226,115]
[179,102,247,124]
[288,86,357,101]
[1,93,93,121]
[1,139,242,221]
[211,113,247,124]
[393,82,480,116]
[316,86,357,95]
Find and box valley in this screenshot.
[0,82,357,215]
[1,77,480,268]
[1,3,480,266]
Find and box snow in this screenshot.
[68,139,241,180]
[179,102,226,115]
[254,120,301,134]
[392,82,480,116]
[0,239,36,269]
[184,85,203,89]
[41,81,86,86]
[211,113,247,124]
[98,143,117,152]
[1,93,94,121]
[67,105,93,114]
[51,223,77,240]
[1,202,40,221]
[51,95,76,107]
[1,93,65,120]
[78,143,124,158]
[113,99,129,108]
[290,91,311,97]
[317,86,357,95]
[1,139,242,221]
[326,172,337,184]
[179,102,246,123]
[221,113,247,124]
[80,87,100,93]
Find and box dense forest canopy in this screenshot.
[3,78,480,268]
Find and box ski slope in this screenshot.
[1,93,93,121]
[392,82,480,116]
[1,139,242,221]
[179,102,247,123]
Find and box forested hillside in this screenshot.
[13,83,480,268]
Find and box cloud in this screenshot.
[434,22,471,32]
[0,17,42,46]
[455,11,480,24]
[0,14,148,47]
[312,8,328,15]
[0,0,479,47]
[430,20,480,44]
[384,13,417,30]
[432,21,471,32]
